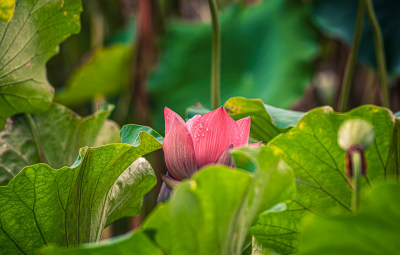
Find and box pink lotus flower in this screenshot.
[160,106,255,191]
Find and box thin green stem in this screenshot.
[25,114,48,164]
[339,0,365,112]
[351,152,362,211]
[87,0,104,50]
[364,0,390,108]
[208,0,221,109]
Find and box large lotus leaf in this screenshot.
[143,146,295,255]
[224,97,304,143]
[0,0,82,129]
[298,183,400,255]
[149,0,317,129]
[311,0,400,74]
[43,231,163,255]
[0,0,15,22]
[56,44,131,107]
[250,105,396,254]
[38,146,294,255]
[0,103,120,185]
[0,127,162,254]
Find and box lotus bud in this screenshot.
[338,119,374,178]
[158,106,260,202]
[338,119,374,151]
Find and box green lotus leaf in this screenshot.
[0,126,162,254]
[0,0,82,129]
[250,105,397,254]
[0,103,120,185]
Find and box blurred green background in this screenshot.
[47,0,400,131]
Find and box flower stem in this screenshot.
[208,0,221,109]
[351,152,362,211]
[364,0,390,108]
[339,0,365,112]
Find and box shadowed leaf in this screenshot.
[0,104,120,185]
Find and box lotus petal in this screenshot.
[163,117,198,179]
[186,114,201,133]
[235,116,251,146]
[215,144,235,167]
[189,107,239,167]
[157,183,172,203]
[164,107,185,135]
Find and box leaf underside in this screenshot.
[0,103,120,185]
[0,0,82,129]
[0,129,162,254]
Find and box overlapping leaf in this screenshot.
[120,125,164,146]
[0,126,162,254]
[44,231,163,255]
[250,105,396,253]
[0,103,120,185]
[224,97,304,143]
[149,0,317,129]
[0,0,82,129]
[298,183,400,255]
[144,167,252,255]
[144,146,294,255]
[45,146,295,255]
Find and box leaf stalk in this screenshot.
[351,152,362,211]
[339,0,365,112]
[364,0,390,108]
[208,0,221,109]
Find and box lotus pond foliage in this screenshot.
[0,0,399,255]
